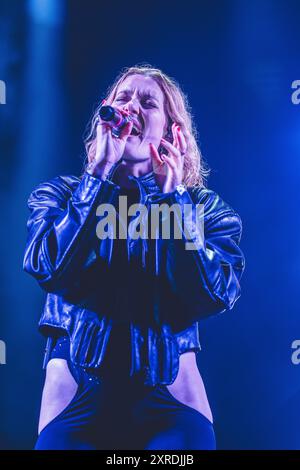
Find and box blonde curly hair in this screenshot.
[83,64,210,188]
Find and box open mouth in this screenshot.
[129,116,144,138]
[130,126,141,136]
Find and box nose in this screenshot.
[123,95,140,115]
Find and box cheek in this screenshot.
[148,115,165,135]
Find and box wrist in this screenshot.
[86,161,114,180]
[162,183,186,195]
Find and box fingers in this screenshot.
[176,126,187,154]
[149,142,163,163]
[96,120,110,139]
[160,125,187,176]
[170,124,187,155]
[119,119,133,140]
[160,152,176,170]
[149,143,168,175]
[160,137,182,160]
[172,123,179,149]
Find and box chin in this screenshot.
[123,154,149,163]
[123,146,149,162]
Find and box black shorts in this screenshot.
[35,335,216,450]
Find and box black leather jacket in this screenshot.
[23,165,245,386]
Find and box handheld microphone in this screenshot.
[98,105,132,138]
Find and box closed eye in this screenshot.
[143,101,157,108]
[115,98,157,108]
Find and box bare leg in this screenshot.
[38,358,78,435]
[166,352,213,423]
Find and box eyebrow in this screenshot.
[116,88,160,103]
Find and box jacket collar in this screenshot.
[108,161,161,195]
[129,170,161,194]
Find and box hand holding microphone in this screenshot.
[86,103,134,180]
[98,105,133,138]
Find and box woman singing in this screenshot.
[23,65,245,450]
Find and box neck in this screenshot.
[112,158,153,188]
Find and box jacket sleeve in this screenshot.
[146,186,245,323]
[23,172,120,295]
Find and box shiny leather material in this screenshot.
[23,164,245,386]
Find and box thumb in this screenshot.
[119,120,133,140]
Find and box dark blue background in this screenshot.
[0,0,299,449]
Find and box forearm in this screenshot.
[23,172,120,294]
[147,186,245,321]
[86,160,115,181]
